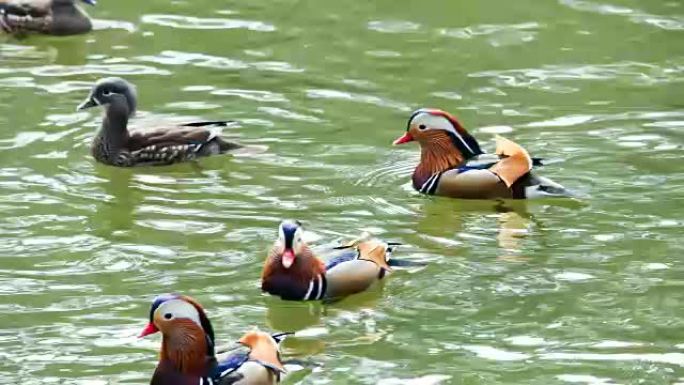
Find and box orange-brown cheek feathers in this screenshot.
[412,130,466,190]
[159,319,210,375]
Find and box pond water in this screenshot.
[0,0,683,384]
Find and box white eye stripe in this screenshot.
[409,112,475,154]
[410,112,456,134]
[156,299,201,328]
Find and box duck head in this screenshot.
[77,77,137,116]
[238,329,290,373]
[275,220,306,269]
[393,108,484,189]
[139,294,216,375]
[393,108,482,158]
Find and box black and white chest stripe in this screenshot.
[418,172,444,195]
[302,274,327,301]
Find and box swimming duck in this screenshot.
[139,293,289,385]
[393,108,570,199]
[77,77,241,167]
[261,220,403,301]
[0,0,95,36]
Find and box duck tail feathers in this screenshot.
[387,259,426,268]
[524,176,575,199]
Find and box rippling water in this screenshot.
[0,0,683,384]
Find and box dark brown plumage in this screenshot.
[0,0,94,36]
[77,77,242,167]
[261,221,400,301]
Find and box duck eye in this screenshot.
[102,89,112,96]
[418,124,427,130]
[164,313,173,320]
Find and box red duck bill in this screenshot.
[138,322,159,338]
[282,249,295,268]
[393,132,414,145]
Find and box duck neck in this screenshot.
[413,140,466,190]
[159,321,212,376]
[97,99,130,149]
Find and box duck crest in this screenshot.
[413,131,467,191]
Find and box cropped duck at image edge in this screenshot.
[0,0,95,35]
[140,294,291,385]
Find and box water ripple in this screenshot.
[560,0,684,30]
[27,64,170,77]
[367,20,421,34]
[141,14,276,31]
[440,22,540,46]
[471,61,684,93]
[306,89,411,111]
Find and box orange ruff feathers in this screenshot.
[488,136,533,187]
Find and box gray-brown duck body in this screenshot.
[0,0,94,35]
[77,77,241,167]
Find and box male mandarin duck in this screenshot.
[261,220,404,301]
[139,294,290,385]
[77,77,242,167]
[393,108,570,199]
[0,0,95,35]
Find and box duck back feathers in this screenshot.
[0,0,93,35]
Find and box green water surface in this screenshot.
[0,0,683,384]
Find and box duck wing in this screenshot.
[214,351,249,384]
[323,247,359,270]
[323,238,395,299]
[125,121,239,165]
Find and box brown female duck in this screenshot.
[139,294,290,385]
[261,220,405,301]
[393,108,570,199]
[0,0,95,35]
[77,77,241,167]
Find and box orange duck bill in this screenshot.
[392,132,414,145]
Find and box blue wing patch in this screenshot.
[215,351,249,378]
[325,248,359,270]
